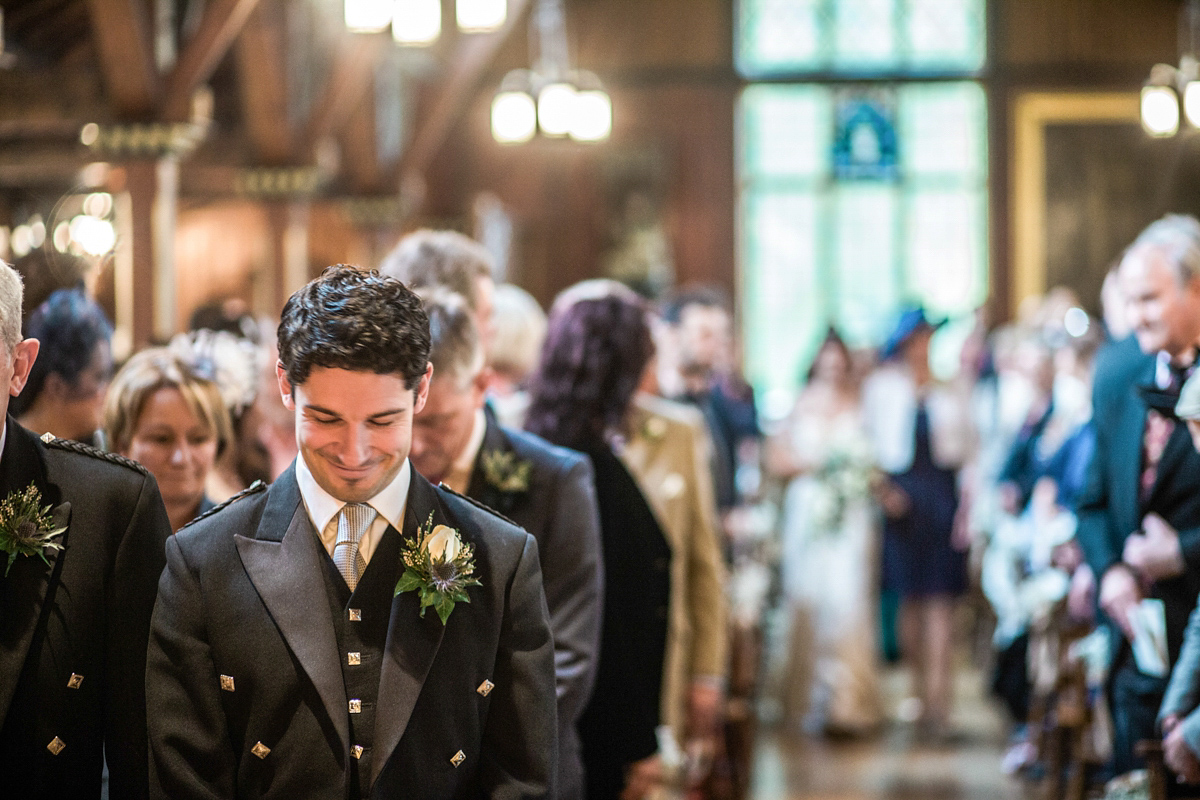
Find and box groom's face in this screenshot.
[278,364,431,503]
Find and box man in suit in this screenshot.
[380,229,497,353]
[1158,373,1200,782]
[146,266,557,799]
[1077,214,1200,774]
[0,262,171,799]
[409,290,603,800]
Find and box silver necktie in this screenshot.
[333,503,376,592]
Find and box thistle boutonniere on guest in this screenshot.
[479,449,532,513]
[395,512,482,625]
[0,484,67,576]
[482,449,532,494]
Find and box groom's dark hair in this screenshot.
[278,265,431,390]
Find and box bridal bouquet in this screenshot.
[808,433,876,537]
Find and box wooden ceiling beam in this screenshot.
[397,0,534,192]
[301,33,386,156]
[83,0,161,117]
[163,0,265,121]
[235,0,294,164]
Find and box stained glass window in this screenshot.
[734,71,988,417]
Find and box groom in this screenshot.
[147,266,557,799]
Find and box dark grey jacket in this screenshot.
[147,463,557,799]
[0,417,171,800]
[465,416,603,800]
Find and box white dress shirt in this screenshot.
[295,453,411,567]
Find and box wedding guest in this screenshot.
[1160,371,1200,784]
[769,328,881,736]
[527,280,727,799]
[11,288,112,446]
[173,328,268,500]
[379,229,496,352]
[0,262,172,799]
[862,308,975,738]
[982,329,1097,765]
[410,289,602,800]
[1078,214,1200,775]
[104,348,232,532]
[486,283,547,429]
[660,287,756,511]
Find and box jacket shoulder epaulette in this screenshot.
[42,435,149,476]
[179,480,268,530]
[438,483,522,530]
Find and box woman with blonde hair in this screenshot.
[104,349,232,531]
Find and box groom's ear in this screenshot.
[276,361,296,411]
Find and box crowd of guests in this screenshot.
[17,211,1200,798]
[761,212,1200,798]
[2,229,761,800]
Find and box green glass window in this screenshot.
[738,78,987,414]
[737,0,986,77]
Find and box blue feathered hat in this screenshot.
[881,307,944,361]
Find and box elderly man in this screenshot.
[0,262,172,799]
[1077,214,1200,774]
[1160,373,1200,783]
[409,290,602,800]
[379,230,496,353]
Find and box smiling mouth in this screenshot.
[329,462,377,479]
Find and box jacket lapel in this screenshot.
[234,466,350,754]
[371,473,447,787]
[1147,417,1195,510]
[1118,360,1156,525]
[0,419,67,723]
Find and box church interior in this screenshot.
[5,1,1200,799]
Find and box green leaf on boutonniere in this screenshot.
[395,511,482,625]
[0,484,66,577]
[481,450,532,494]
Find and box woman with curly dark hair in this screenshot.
[525,280,671,800]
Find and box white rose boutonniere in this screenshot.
[395,512,482,625]
[421,524,462,562]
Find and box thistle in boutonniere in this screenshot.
[395,512,482,625]
[481,449,532,494]
[0,485,66,577]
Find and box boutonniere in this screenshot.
[481,450,532,494]
[395,512,482,625]
[642,415,668,442]
[0,485,66,577]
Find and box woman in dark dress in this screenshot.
[863,309,974,736]
[525,280,672,800]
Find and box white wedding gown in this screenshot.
[778,406,882,735]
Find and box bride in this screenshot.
[770,329,882,735]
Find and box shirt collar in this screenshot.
[441,408,487,494]
[454,408,488,476]
[295,452,411,534]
